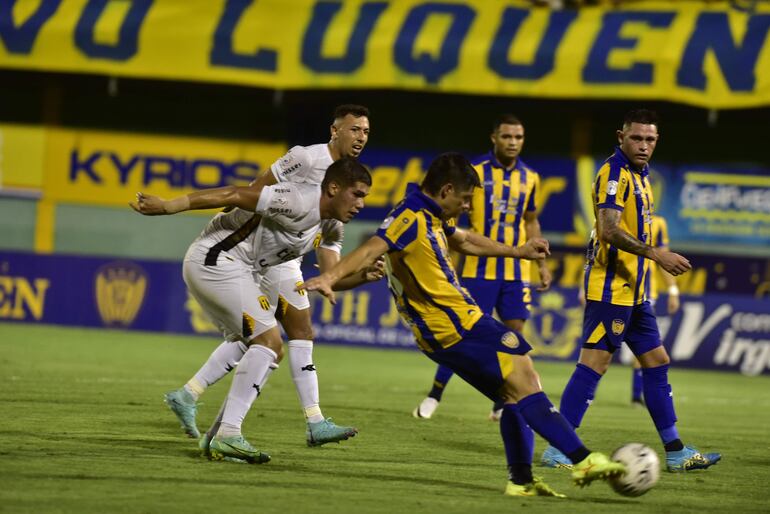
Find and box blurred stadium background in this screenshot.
[1,0,769,512]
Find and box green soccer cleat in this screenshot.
[164,388,200,439]
[666,446,721,472]
[208,435,271,464]
[504,477,567,498]
[572,452,627,487]
[198,432,212,457]
[306,418,358,447]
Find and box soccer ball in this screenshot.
[609,443,660,497]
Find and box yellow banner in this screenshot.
[43,127,286,206]
[0,124,46,190]
[2,1,770,109]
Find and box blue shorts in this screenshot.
[581,300,661,356]
[462,278,531,321]
[423,314,532,401]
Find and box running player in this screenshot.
[131,157,371,462]
[163,105,372,447]
[413,114,551,421]
[302,153,625,497]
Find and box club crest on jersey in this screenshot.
[611,319,625,335]
[94,261,147,327]
[501,332,519,349]
[607,180,619,196]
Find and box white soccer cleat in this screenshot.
[412,397,439,419]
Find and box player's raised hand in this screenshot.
[518,237,550,260]
[654,249,691,276]
[536,262,552,292]
[130,192,168,215]
[298,275,337,305]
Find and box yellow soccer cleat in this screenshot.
[572,452,627,488]
[504,477,567,498]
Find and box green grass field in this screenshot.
[1,323,768,514]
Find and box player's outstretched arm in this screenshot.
[315,247,385,291]
[524,211,551,291]
[448,228,550,260]
[130,183,264,216]
[597,208,691,276]
[300,236,389,304]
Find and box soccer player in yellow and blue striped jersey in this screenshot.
[302,153,625,496]
[414,115,552,421]
[541,109,720,473]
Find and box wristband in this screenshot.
[668,285,680,296]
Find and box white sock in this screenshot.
[207,362,278,439]
[218,345,277,436]
[184,341,247,401]
[288,339,324,423]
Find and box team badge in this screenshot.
[295,281,306,296]
[607,180,619,195]
[258,295,271,310]
[379,216,394,229]
[94,261,147,327]
[501,331,519,349]
[611,319,625,335]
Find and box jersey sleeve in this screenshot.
[526,171,540,212]
[319,220,344,254]
[270,146,313,183]
[375,205,419,252]
[255,183,306,223]
[594,163,628,211]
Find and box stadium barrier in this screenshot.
[1,123,768,254]
[1,250,767,376]
[1,1,769,108]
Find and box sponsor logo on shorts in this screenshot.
[612,318,625,335]
[501,331,519,349]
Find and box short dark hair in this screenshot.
[322,156,372,190]
[333,104,370,120]
[623,109,659,128]
[492,114,523,132]
[421,153,480,195]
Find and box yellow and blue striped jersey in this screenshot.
[376,184,483,351]
[584,147,654,306]
[646,215,670,301]
[460,152,540,282]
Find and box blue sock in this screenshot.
[518,392,585,458]
[500,404,534,484]
[559,363,602,428]
[631,368,644,402]
[428,365,454,401]
[642,364,679,444]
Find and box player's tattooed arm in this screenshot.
[448,229,549,260]
[597,208,691,276]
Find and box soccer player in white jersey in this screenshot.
[162,105,372,448]
[131,157,372,462]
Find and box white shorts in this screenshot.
[257,258,310,314]
[183,254,277,343]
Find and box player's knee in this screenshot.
[284,324,314,341]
